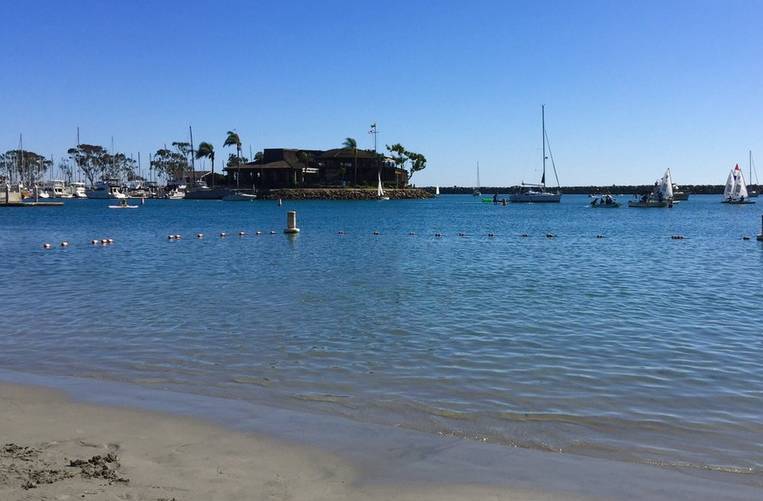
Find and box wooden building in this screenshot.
[224,148,408,189]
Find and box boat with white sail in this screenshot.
[509,106,561,203]
[721,164,755,204]
[377,170,389,200]
[628,169,674,208]
[472,162,481,197]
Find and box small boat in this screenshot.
[69,182,88,198]
[222,191,256,201]
[590,194,620,208]
[108,199,138,209]
[87,180,126,199]
[435,185,440,196]
[747,150,759,197]
[509,106,561,203]
[672,185,689,201]
[377,170,389,200]
[628,169,674,208]
[721,163,755,204]
[166,184,187,200]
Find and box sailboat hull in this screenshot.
[509,192,561,203]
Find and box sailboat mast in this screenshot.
[477,161,480,189]
[189,125,195,186]
[541,104,546,187]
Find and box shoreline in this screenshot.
[1,370,760,500]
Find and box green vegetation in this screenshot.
[385,143,427,183]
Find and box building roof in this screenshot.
[320,148,380,160]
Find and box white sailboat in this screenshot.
[509,105,561,203]
[748,151,759,197]
[435,185,440,196]
[377,170,389,200]
[628,168,674,208]
[721,164,755,204]
[472,162,481,196]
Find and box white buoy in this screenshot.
[270,230,276,235]
[91,239,99,245]
[196,233,204,239]
[42,243,51,249]
[239,231,246,236]
[408,232,415,236]
[220,232,227,238]
[284,211,300,234]
[101,239,109,245]
[60,241,69,248]
[373,231,380,235]
[255,231,262,235]
[107,238,114,244]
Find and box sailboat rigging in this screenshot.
[509,105,561,203]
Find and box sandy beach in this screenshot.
[2,378,761,501]
[0,382,580,501]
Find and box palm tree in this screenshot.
[342,137,357,186]
[195,142,215,187]
[223,131,242,187]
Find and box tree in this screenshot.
[385,144,427,185]
[67,144,109,187]
[151,148,188,181]
[58,158,75,183]
[224,131,243,187]
[295,151,311,187]
[1,150,50,186]
[254,151,263,162]
[342,137,357,185]
[405,151,427,184]
[195,142,215,187]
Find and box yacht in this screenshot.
[509,106,562,203]
[86,180,127,199]
[44,180,70,198]
[166,184,187,200]
[69,182,88,198]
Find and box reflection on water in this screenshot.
[0,195,762,477]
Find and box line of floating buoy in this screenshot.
[434,233,443,238]
[168,234,181,240]
[596,235,605,239]
[671,235,685,240]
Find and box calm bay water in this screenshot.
[1,195,762,477]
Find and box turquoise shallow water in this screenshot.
[1,195,762,477]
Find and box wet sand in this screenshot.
[0,378,760,500]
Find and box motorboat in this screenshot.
[86,180,127,199]
[68,182,88,198]
[222,190,256,201]
[44,180,71,198]
[166,184,187,200]
[590,194,620,208]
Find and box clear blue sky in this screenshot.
[2,0,761,186]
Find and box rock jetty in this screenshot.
[260,188,433,200]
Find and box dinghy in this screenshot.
[628,169,674,208]
[721,164,756,204]
[590,194,620,208]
